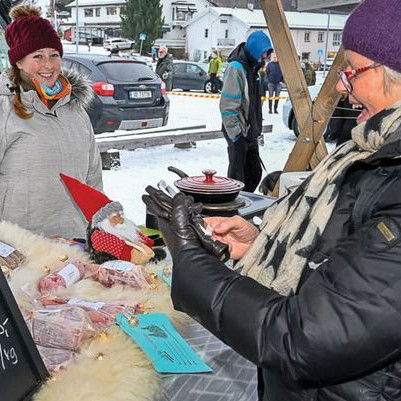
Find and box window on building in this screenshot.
[301,52,310,61]
[220,19,228,23]
[106,7,117,15]
[304,32,311,42]
[225,29,229,39]
[205,29,208,38]
[318,32,324,42]
[333,33,342,46]
[95,8,100,16]
[84,8,93,17]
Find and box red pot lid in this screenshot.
[175,170,245,194]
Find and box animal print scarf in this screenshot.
[235,101,401,295]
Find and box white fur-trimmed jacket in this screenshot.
[0,70,102,239]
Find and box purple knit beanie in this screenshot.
[342,0,401,72]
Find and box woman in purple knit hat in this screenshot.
[143,1,401,400]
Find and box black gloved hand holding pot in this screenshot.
[142,186,230,262]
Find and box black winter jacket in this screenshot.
[155,54,173,91]
[171,139,401,401]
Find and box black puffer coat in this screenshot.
[171,139,401,401]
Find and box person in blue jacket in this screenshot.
[219,31,273,193]
[265,53,284,114]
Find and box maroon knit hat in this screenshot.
[5,6,63,65]
[342,0,401,73]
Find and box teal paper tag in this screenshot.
[157,268,172,286]
[116,313,212,374]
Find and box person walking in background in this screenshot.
[304,60,316,86]
[220,31,273,193]
[208,50,222,93]
[155,45,173,91]
[265,52,284,113]
[1,4,102,239]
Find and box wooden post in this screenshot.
[260,0,346,196]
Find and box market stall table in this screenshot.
[158,321,258,401]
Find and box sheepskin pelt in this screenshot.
[0,221,187,401]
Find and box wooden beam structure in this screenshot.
[261,0,347,196]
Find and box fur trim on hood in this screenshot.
[0,68,94,109]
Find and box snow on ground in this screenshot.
[58,44,331,225]
[102,94,307,225]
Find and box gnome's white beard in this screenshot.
[97,218,140,244]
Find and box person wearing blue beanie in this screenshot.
[220,30,273,192]
[245,31,273,62]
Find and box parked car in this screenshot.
[172,61,220,93]
[282,83,359,142]
[62,53,169,134]
[103,37,135,50]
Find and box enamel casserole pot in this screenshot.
[168,166,245,204]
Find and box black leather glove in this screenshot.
[143,191,202,259]
[142,188,230,262]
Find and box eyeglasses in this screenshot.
[338,63,381,93]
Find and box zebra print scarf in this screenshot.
[235,102,401,295]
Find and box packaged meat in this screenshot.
[94,260,151,289]
[0,239,26,270]
[26,305,96,351]
[38,261,89,295]
[36,345,75,373]
[41,295,145,330]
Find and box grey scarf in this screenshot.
[235,102,401,295]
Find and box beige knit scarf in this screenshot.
[235,102,401,295]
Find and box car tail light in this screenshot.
[161,81,167,96]
[93,82,115,96]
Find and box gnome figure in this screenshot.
[60,173,157,265]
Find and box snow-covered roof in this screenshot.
[66,0,126,7]
[186,7,348,30]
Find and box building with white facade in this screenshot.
[63,0,216,56]
[185,7,348,63]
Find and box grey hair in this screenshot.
[383,66,401,94]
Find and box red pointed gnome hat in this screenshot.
[60,173,123,226]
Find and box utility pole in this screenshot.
[75,0,79,53]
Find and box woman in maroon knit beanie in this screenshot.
[0,5,102,239]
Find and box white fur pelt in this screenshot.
[0,221,188,401]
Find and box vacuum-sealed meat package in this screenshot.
[38,261,89,294]
[94,260,151,289]
[26,305,96,351]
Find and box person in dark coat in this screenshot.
[143,1,401,400]
[265,53,284,113]
[155,45,173,91]
[219,31,273,192]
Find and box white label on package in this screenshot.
[58,263,81,287]
[68,299,105,311]
[102,260,134,272]
[0,241,15,258]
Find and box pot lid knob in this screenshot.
[202,169,217,183]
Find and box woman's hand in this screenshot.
[204,216,259,260]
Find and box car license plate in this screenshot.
[130,90,152,99]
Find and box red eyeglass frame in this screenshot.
[338,63,381,93]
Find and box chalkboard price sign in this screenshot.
[0,268,48,400]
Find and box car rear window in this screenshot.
[97,61,156,82]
